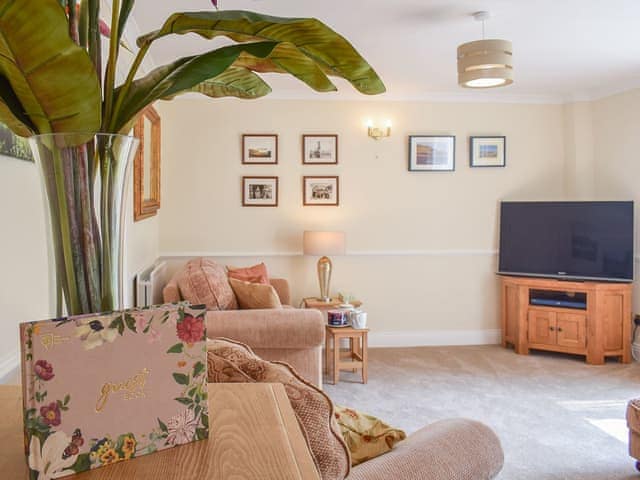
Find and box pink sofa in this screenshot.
[163,274,325,387]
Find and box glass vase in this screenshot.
[29,133,139,317]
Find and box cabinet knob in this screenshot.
[557,327,563,332]
[549,326,555,331]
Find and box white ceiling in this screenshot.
[129,0,640,103]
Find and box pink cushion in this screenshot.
[177,258,238,310]
[227,262,270,285]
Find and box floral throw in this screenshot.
[334,406,407,466]
[20,303,209,480]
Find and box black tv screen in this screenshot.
[499,201,634,282]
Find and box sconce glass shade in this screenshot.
[457,39,513,88]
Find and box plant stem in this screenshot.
[52,148,81,314]
[64,148,90,313]
[67,0,79,44]
[99,140,114,311]
[109,42,150,132]
[102,0,121,132]
[39,147,69,317]
[75,143,102,312]
[88,0,102,80]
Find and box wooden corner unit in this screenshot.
[501,275,632,364]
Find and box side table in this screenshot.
[325,325,369,385]
[302,297,362,310]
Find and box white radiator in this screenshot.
[135,261,167,307]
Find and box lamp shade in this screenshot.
[303,231,345,256]
[457,39,513,88]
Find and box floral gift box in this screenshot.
[20,303,209,480]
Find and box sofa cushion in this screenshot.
[334,406,406,466]
[207,338,351,480]
[229,278,282,310]
[177,258,238,310]
[227,262,270,284]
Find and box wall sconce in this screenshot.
[366,119,392,140]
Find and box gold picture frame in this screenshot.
[134,106,161,221]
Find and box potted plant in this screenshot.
[0,0,384,316]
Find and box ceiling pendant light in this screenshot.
[457,11,513,89]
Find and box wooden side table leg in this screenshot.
[349,337,357,373]
[361,333,368,384]
[333,334,340,385]
[324,332,329,376]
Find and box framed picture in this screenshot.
[470,136,506,167]
[0,123,32,161]
[133,105,161,221]
[303,176,339,206]
[408,135,455,172]
[302,134,338,164]
[242,176,278,207]
[242,134,278,164]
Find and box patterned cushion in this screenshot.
[227,262,270,284]
[207,338,351,480]
[228,278,282,309]
[177,258,238,310]
[334,405,406,466]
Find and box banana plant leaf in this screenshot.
[0,76,36,137]
[110,41,337,132]
[0,0,101,140]
[164,66,272,100]
[137,10,386,96]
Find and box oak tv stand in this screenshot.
[500,275,632,364]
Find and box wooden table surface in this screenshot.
[0,383,320,480]
[302,297,362,309]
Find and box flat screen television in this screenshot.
[499,201,634,282]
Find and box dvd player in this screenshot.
[529,289,587,310]
[530,298,587,309]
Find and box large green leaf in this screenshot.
[0,75,35,137]
[165,66,271,100]
[111,41,334,132]
[137,10,385,95]
[0,0,101,139]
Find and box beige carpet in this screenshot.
[323,345,640,479]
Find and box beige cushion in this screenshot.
[207,338,351,480]
[177,258,238,310]
[228,277,282,309]
[334,406,406,466]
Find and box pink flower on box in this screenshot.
[176,314,205,344]
[34,360,54,381]
[40,402,62,426]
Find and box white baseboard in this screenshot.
[0,349,19,384]
[368,329,501,348]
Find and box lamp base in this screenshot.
[317,256,332,303]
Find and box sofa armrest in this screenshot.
[347,419,503,480]
[206,308,324,349]
[163,273,181,304]
[269,278,291,305]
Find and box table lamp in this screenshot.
[303,231,346,302]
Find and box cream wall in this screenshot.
[0,157,50,378]
[157,98,566,343]
[591,88,640,311]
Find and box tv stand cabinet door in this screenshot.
[556,313,587,349]
[528,310,557,346]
